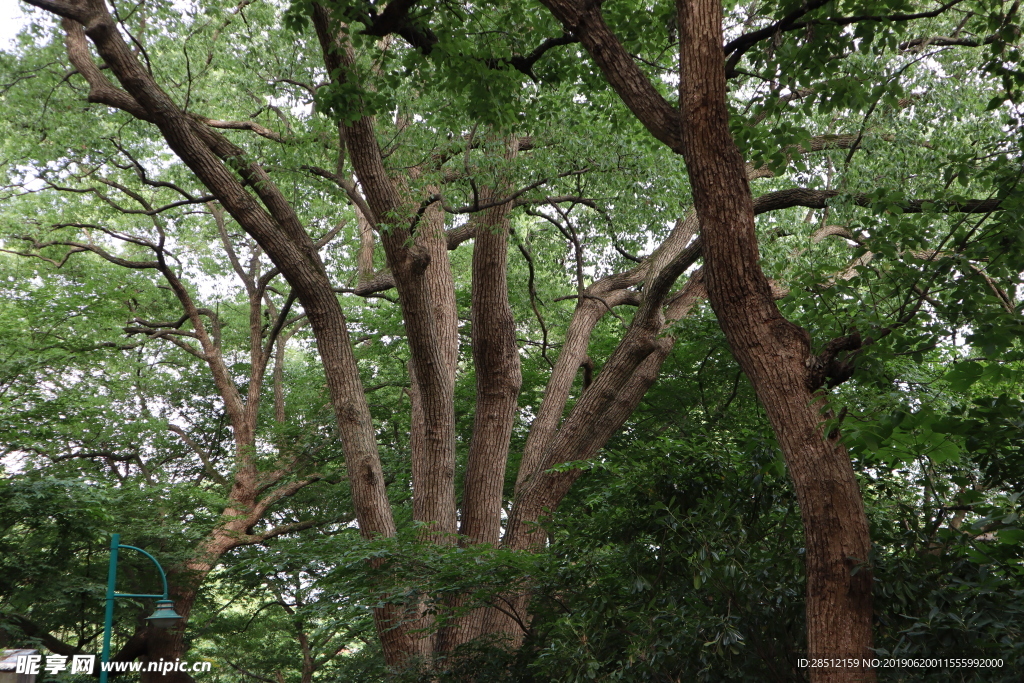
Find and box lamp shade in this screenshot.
[147,600,183,629]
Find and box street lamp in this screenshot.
[100,533,183,683]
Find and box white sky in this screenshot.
[1,2,31,49]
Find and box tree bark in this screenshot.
[674,0,875,679]
[531,0,877,675]
[438,139,525,653]
[461,139,523,549]
[311,7,458,549]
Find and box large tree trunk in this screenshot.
[439,140,524,653]
[531,0,877,675]
[311,6,459,549]
[407,190,459,542]
[460,139,522,549]
[673,0,875,679]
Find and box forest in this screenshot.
[1,0,1023,680]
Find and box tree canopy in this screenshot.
[2,0,1024,681]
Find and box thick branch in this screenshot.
[752,188,1002,214]
[241,518,326,545]
[537,0,683,150]
[196,116,285,143]
[507,33,579,79]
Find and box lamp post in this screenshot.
[100,534,183,683]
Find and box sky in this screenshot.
[1,2,32,49]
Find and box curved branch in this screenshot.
[167,424,231,487]
[537,0,683,150]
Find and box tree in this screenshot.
[2,0,1023,679]
[0,198,351,679]
[4,0,708,670]
[529,0,1023,678]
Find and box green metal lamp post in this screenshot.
[100,533,183,683]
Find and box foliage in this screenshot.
[2,0,1024,679]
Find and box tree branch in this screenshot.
[240,518,327,545]
[537,0,683,150]
[167,424,231,487]
[724,0,968,77]
[752,188,1002,215]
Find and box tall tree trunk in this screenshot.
[460,141,523,549]
[312,7,457,666]
[674,0,875,679]
[408,190,459,542]
[533,0,877,675]
[311,8,458,549]
[438,140,524,653]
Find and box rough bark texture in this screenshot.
[312,8,458,554]
[514,214,697,492]
[408,188,459,541]
[461,140,523,548]
[531,0,878,676]
[485,264,706,643]
[674,0,875,679]
[436,140,526,653]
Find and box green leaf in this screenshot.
[997,528,1024,544]
[944,362,985,392]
